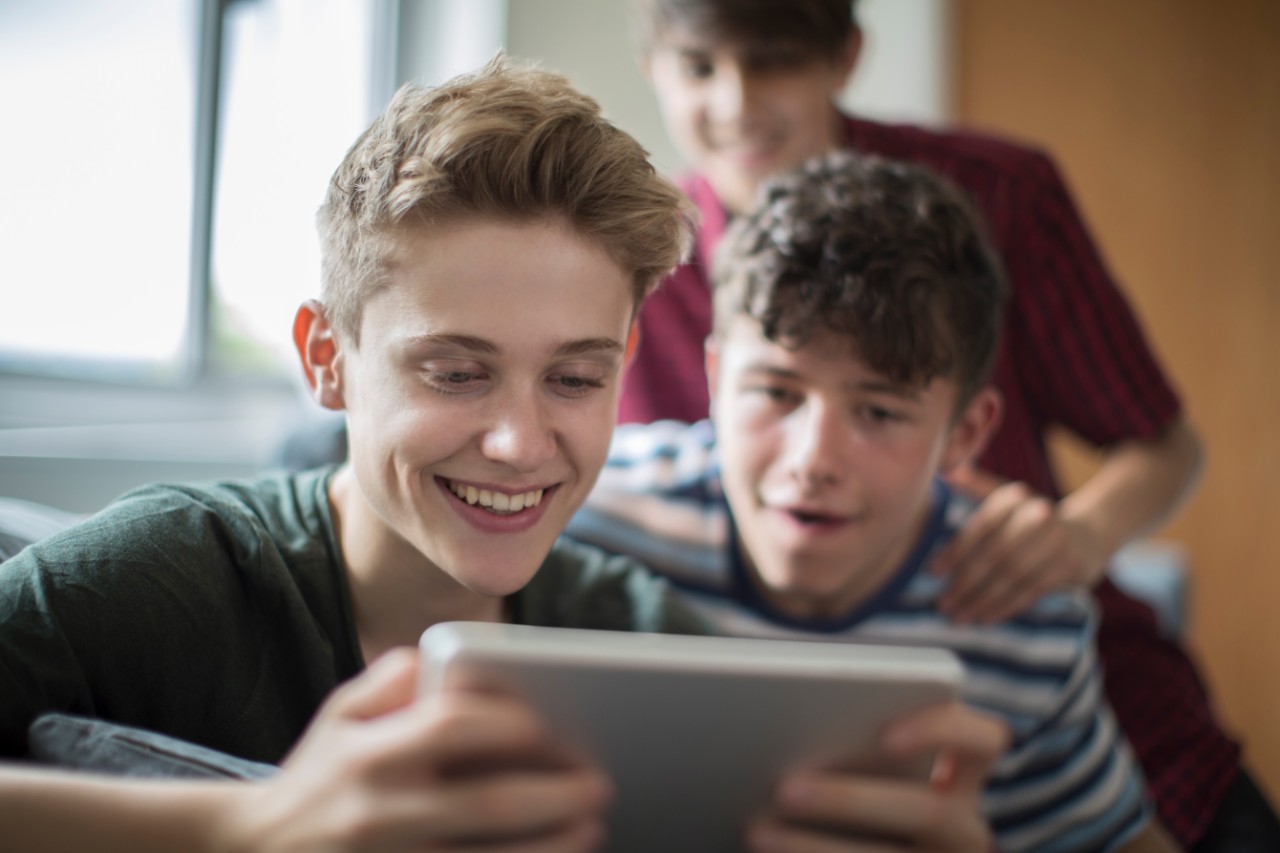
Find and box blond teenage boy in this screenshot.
[569,151,1180,852]
[0,61,1004,852]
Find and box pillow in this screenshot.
[27,714,276,781]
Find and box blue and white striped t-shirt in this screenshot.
[567,419,1151,853]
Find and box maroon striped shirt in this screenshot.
[619,113,1239,846]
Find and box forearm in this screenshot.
[1058,417,1204,561]
[0,764,246,853]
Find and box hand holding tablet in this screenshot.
[420,622,973,852]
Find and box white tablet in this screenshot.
[419,622,963,853]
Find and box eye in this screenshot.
[747,384,799,406]
[547,372,607,399]
[677,54,715,80]
[858,404,905,425]
[421,364,489,395]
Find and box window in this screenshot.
[1,0,198,381]
[0,0,393,384]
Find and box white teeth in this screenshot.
[448,481,544,515]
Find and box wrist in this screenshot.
[1057,503,1115,585]
[201,781,272,853]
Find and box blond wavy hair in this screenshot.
[316,56,693,342]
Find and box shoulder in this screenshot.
[517,536,708,636]
[844,113,1066,196]
[569,420,731,585]
[591,419,723,516]
[1,467,339,603]
[602,419,717,480]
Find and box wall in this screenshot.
[957,0,1280,799]
[500,0,950,175]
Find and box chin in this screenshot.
[458,563,540,598]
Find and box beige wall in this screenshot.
[505,0,682,174]
[957,0,1280,799]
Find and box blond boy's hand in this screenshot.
[745,701,1008,852]
[218,648,611,853]
[932,473,1109,624]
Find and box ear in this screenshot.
[292,299,346,411]
[939,386,1003,474]
[833,27,863,93]
[703,336,721,418]
[623,323,641,369]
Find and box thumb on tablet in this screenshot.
[880,701,1009,795]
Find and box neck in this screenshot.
[327,466,507,665]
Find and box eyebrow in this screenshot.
[403,333,624,358]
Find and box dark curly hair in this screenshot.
[712,151,1008,405]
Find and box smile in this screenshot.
[787,509,844,527]
[445,480,545,515]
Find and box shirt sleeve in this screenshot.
[1001,150,1182,447]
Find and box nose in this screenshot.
[785,399,847,488]
[708,64,763,127]
[479,386,558,473]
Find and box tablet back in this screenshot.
[420,622,962,853]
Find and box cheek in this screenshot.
[865,443,941,503]
[563,403,619,473]
[668,101,708,146]
[663,89,710,136]
[719,429,774,497]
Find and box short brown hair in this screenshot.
[631,0,858,61]
[713,151,1008,405]
[316,56,693,342]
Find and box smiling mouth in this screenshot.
[784,508,845,527]
[445,479,545,515]
[711,134,783,163]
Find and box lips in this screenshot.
[708,130,785,166]
[768,504,852,534]
[788,509,840,525]
[718,142,781,169]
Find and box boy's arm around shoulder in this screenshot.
[936,417,1203,622]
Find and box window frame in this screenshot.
[0,0,401,479]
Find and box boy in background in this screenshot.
[617,1,1270,847]
[570,150,1177,852]
[0,60,1003,852]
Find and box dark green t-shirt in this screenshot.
[0,467,705,762]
